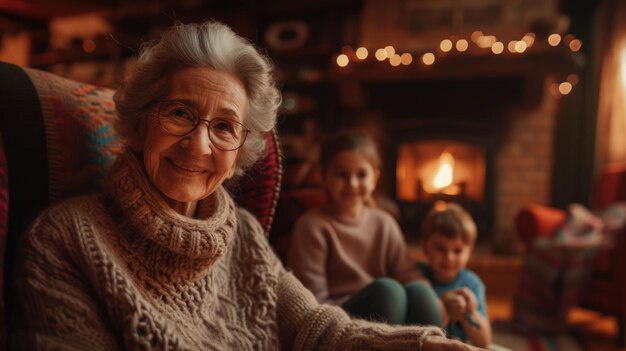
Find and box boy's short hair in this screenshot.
[420,201,477,245]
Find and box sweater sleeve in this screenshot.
[276,271,445,350]
[287,212,332,303]
[10,207,119,350]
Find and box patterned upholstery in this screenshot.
[0,62,283,348]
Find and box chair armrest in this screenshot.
[515,204,567,247]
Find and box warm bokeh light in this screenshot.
[471,31,483,43]
[422,52,435,65]
[563,34,575,45]
[491,42,504,54]
[400,53,413,65]
[389,54,401,66]
[514,41,527,53]
[82,39,96,53]
[522,33,535,47]
[355,47,368,59]
[384,45,396,57]
[567,74,580,86]
[440,39,453,52]
[375,48,387,61]
[508,41,517,53]
[559,82,573,95]
[548,34,562,46]
[456,39,468,52]
[336,54,349,67]
[478,35,496,48]
[569,39,582,52]
[550,83,560,97]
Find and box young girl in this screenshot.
[287,130,444,327]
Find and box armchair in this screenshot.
[0,62,283,348]
[515,165,626,346]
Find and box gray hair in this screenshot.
[113,21,282,174]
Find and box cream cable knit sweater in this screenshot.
[11,150,444,350]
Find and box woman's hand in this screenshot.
[422,335,487,350]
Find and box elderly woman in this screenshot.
[10,21,484,350]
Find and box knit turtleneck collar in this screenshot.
[105,149,238,261]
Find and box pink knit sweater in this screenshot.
[288,206,423,305]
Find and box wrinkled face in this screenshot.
[323,150,379,216]
[136,67,248,211]
[423,233,472,284]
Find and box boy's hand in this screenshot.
[455,287,478,313]
[441,290,467,322]
[441,288,479,322]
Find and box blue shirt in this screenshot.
[417,261,487,341]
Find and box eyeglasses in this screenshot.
[155,100,250,151]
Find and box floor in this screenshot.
[466,248,624,351]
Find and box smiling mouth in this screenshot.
[168,158,206,173]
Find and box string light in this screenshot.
[514,41,527,53]
[491,42,504,54]
[331,30,582,99]
[559,82,573,95]
[375,48,387,61]
[336,54,349,67]
[456,39,469,52]
[471,31,483,43]
[440,39,453,52]
[522,33,535,47]
[356,47,368,59]
[422,52,435,65]
[400,53,413,65]
[507,41,517,53]
[548,34,561,46]
[384,45,396,57]
[389,54,401,66]
[569,39,582,52]
[567,74,579,86]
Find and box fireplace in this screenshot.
[391,136,494,244]
[341,75,558,251]
[396,140,485,202]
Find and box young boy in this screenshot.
[418,201,492,348]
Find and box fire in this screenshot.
[425,151,460,195]
[432,151,455,190]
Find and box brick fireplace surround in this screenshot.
[493,78,557,252]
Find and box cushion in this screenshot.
[516,205,567,246]
[24,67,123,203]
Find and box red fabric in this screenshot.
[227,130,283,235]
[515,205,567,246]
[592,164,626,208]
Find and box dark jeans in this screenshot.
[341,277,442,326]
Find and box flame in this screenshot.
[432,151,455,190]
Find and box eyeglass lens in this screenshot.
[157,100,248,151]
